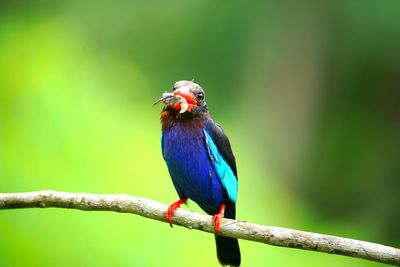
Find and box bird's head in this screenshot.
[154,80,208,116]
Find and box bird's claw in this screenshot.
[213,203,226,234]
[166,198,187,224]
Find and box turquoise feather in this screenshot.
[203,129,238,203]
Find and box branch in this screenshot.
[0,191,398,266]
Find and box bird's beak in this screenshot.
[154,86,197,113]
[153,91,190,113]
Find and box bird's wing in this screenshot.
[161,135,165,160]
[204,121,238,203]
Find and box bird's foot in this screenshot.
[166,198,187,226]
[213,203,226,233]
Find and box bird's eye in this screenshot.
[197,92,204,101]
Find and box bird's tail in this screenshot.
[215,235,241,266]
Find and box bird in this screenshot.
[154,80,241,266]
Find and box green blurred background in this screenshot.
[1,1,399,266]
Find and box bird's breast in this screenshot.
[163,122,207,175]
[162,121,225,213]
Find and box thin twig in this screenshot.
[0,190,399,265]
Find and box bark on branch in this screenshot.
[0,190,398,265]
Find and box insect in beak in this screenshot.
[153,92,189,113]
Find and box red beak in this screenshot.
[173,86,197,105]
[170,85,197,112]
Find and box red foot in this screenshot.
[213,203,226,233]
[166,198,187,223]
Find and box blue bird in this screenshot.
[155,80,240,266]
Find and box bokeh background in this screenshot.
[1,1,399,266]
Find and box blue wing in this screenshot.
[203,123,238,204]
[161,135,165,160]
